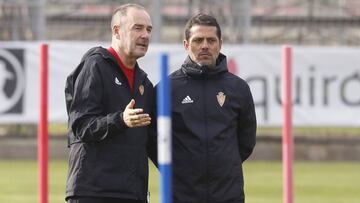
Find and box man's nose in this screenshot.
[141,29,151,39]
[201,40,209,49]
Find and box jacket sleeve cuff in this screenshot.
[108,111,128,133]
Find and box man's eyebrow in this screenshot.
[133,23,152,28]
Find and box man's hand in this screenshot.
[123,99,151,128]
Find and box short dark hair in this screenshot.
[184,13,221,41]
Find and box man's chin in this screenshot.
[134,51,146,58]
[196,61,214,67]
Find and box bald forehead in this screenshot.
[111,6,150,28]
[125,7,150,21]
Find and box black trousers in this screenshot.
[67,196,145,203]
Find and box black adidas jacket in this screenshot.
[64,47,155,201]
[169,53,256,203]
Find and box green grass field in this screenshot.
[0,160,359,203]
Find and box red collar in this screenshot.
[107,47,134,70]
[107,47,135,92]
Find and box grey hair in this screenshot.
[110,3,146,30]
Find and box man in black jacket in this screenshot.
[64,4,156,203]
[169,13,257,203]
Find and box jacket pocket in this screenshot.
[94,146,142,195]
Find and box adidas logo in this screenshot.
[181,95,194,104]
[115,77,122,85]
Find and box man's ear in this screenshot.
[183,39,189,50]
[113,25,121,40]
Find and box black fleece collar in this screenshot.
[181,53,228,78]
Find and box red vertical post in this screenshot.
[282,45,294,203]
[38,44,48,203]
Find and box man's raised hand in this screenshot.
[123,99,151,127]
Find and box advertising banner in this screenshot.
[0,42,359,126]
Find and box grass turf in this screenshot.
[0,160,359,203]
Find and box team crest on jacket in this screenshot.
[216,92,226,107]
[139,85,144,95]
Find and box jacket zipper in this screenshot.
[202,79,209,203]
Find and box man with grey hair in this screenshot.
[65,4,156,203]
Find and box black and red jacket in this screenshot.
[64,47,156,201]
